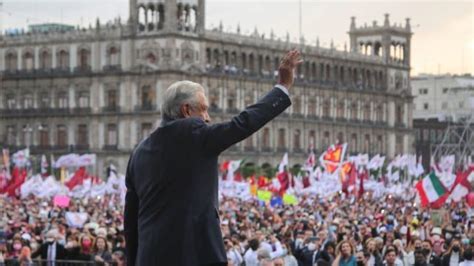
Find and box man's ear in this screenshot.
[180,104,191,118]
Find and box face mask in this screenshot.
[452,246,460,252]
[13,243,22,250]
[82,240,92,248]
[422,248,430,256]
[30,242,38,251]
[308,243,316,251]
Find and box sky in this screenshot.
[1,0,473,76]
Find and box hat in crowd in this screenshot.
[378,226,387,234]
[431,227,442,236]
[96,228,107,237]
[21,233,32,241]
[257,248,271,260]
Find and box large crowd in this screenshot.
[0,191,473,266]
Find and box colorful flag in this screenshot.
[319,143,347,174]
[448,167,473,202]
[416,172,448,208]
[283,193,298,205]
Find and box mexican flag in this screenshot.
[416,172,448,207]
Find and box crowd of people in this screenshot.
[0,190,473,266]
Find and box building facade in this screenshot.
[0,0,414,175]
[411,74,474,122]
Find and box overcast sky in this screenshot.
[1,0,473,75]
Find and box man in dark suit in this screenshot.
[124,50,302,266]
[31,230,67,266]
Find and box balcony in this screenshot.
[261,147,272,153]
[277,147,287,153]
[208,106,222,113]
[134,104,156,112]
[226,108,240,114]
[73,144,90,151]
[103,65,122,72]
[244,146,256,152]
[101,106,121,113]
[321,116,333,121]
[53,67,71,75]
[73,107,92,114]
[73,65,92,74]
[292,113,304,118]
[293,148,304,154]
[395,122,406,128]
[335,117,347,122]
[103,145,118,151]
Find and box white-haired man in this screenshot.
[124,50,302,266]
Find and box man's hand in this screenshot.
[278,50,303,89]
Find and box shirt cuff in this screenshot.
[275,84,289,96]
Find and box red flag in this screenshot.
[4,167,27,197]
[65,167,88,190]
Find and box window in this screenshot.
[423,103,429,110]
[459,101,464,108]
[141,86,154,108]
[5,52,17,71]
[39,125,49,147]
[141,123,152,140]
[351,102,358,120]
[77,124,88,146]
[377,135,383,153]
[40,93,50,108]
[107,90,118,108]
[364,134,370,153]
[293,130,301,150]
[337,132,344,143]
[396,105,403,124]
[57,92,68,108]
[58,50,69,69]
[23,93,34,109]
[363,103,371,121]
[376,104,384,122]
[106,124,117,146]
[443,88,449,94]
[23,52,34,71]
[262,128,270,149]
[337,101,344,118]
[322,100,330,117]
[323,131,330,148]
[78,91,90,108]
[442,102,448,110]
[293,97,301,114]
[78,49,90,69]
[305,130,314,147]
[22,125,32,147]
[396,135,403,154]
[108,46,120,66]
[227,98,235,110]
[308,99,316,116]
[351,133,358,152]
[57,125,67,148]
[7,126,16,145]
[6,94,16,109]
[39,50,51,70]
[418,88,428,95]
[278,128,286,148]
[245,136,253,149]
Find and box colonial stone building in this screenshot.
[0,0,414,175]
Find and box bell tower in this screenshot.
[129,0,205,35]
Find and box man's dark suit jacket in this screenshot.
[31,242,67,266]
[124,86,291,265]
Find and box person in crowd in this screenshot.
[18,246,34,266]
[366,238,383,266]
[442,239,464,266]
[31,230,67,265]
[459,248,472,266]
[91,236,112,265]
[244,238,260,266]
[281,241,298,266]
[422,240,442,266]
[384,248,398,266]
[333,240,356,266]
[111,250,127,266]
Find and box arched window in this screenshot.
[107,46,120,66]
[5,52,17,71]
[39,125,49,147]
[23,52,34,71]
[57,125,68,148]
[278,128,286,149]
[78,48,90,69]
[293,130,301,151]
[39,50,51,70]
[262,128,270,149]
[57,50,69,69]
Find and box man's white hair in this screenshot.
[161,80,204,121]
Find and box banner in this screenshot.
[65,212,89,228]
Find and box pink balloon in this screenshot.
[467,192,474,207]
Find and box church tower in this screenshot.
[129,0,205,35]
